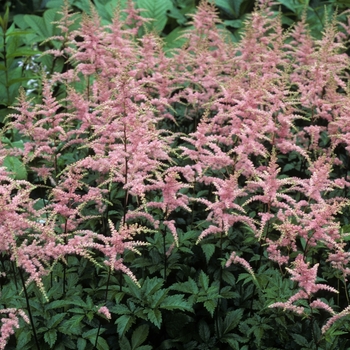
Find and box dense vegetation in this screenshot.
[1,0,350,349]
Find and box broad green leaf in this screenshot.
[6,48,39,58]
[8,77,34,86]
[77,338,87,350]
[10,140,24,149]
[119,337,132,350]
[46,0,67,8]
[167,6,187,25]
[277,0,299,13]
[23,15,47,39]
[131,324,149,349]
[215,0,243,17]
[43,8,62,36]
[3,156,27,180]
[198,321,210,343]
[137,0,173,33]
[6,30,34,37]
[221,270,236,286]
[223,19,243,28]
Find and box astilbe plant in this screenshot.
[1,0,350,348]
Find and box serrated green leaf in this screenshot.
[82,327,106,339]
[283,163,296,172]
[47,313,67,328]
[95,336,110,350]
[137,0,172,33]
[144,277,164,294]
[198,271,209,291]
[44,329,57,347]
[119,336,132,350]
[147,308,162,328]
[198,320,210,342]
[221,270,236,286]
[45,300,72,310]
[221,334,240,349]
[223,309,244,334]
[131,324,149,349]
[201,243,215,263]
[160,294,192,312]
[170,277,199,295]
[150,288,168,308]
[77,338,87,350]
[16,329,31,349]
[69,307,86,314]
[70,295,87,308]
[116,314,135,337]
[58,315,84,335]
[237,273,253,285]
[204,300,217,317]
[292,333,309,347]
[111,303,131,315]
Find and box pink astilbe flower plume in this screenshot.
[269,254,338,315]
[226,252,256,280]
[0,309,29,350]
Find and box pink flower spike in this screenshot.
[97,306,111,320]
[226,252,256,279]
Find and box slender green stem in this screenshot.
[18,268,40,350]
[163,229,167,280]
[94,268,112,349]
